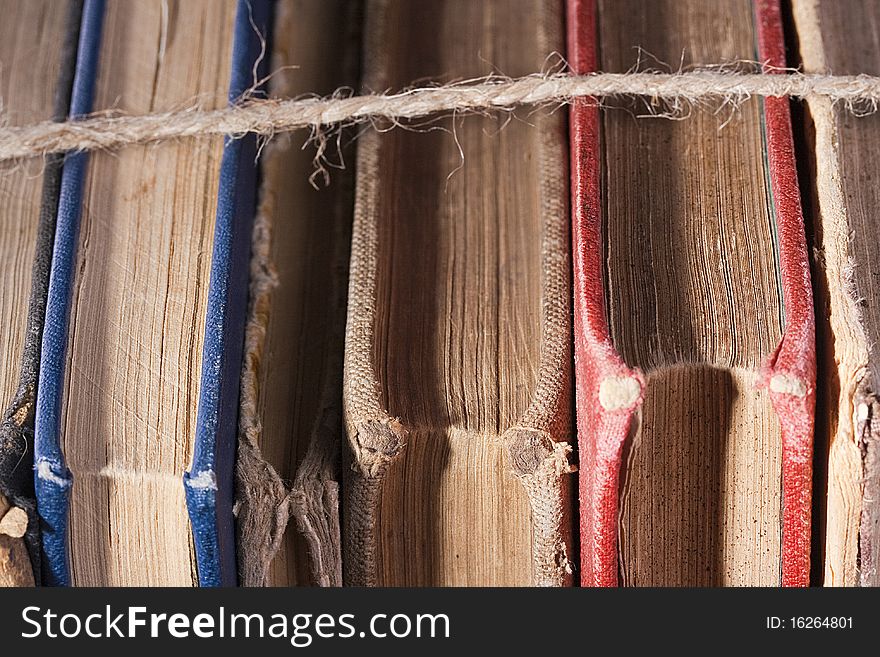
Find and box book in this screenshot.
[0,0,82,587]
[791,0,880,587]
[570,0,816,586]
[32,0,268,586]
[341,0,575,586]
[234,0,359,588]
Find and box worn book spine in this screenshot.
[33,0,105,587]
[234,0,359,588]
[32,0,268,587]
[184,0,271,588]
[0,0,83,587]
[753,0,816,588]
[567,0,643,588]
[343,0,574,587]
[569,0,816,586]
[791,0,880,587]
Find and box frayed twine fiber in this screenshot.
[2,70,880,162]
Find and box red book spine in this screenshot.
[567,0,644,587]
[568,0,815,587]
[753,0,816,588]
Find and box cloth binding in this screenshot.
[185,0,272,588]
[32,0,105,588]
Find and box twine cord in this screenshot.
[1,70,879,162]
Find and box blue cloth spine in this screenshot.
[33,0,106,587]
[185,0,272,588]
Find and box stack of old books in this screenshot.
[0,0,876,588]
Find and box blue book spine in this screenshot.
[33,0,106,587]
[185,0,272,588]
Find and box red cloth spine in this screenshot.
[568,0,815,587]
[754,0,816,588]
[567,0,644,587]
